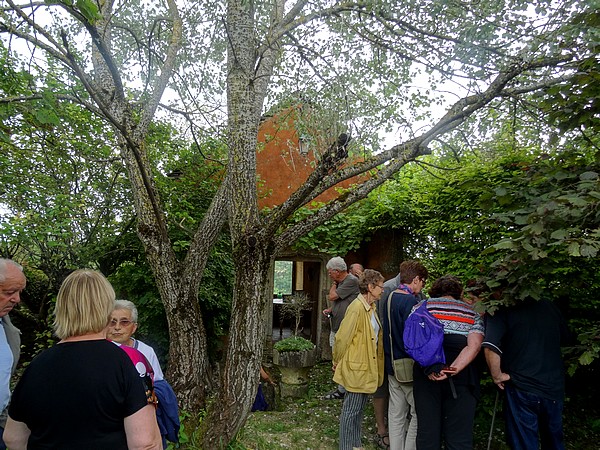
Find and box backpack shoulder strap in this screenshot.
[387,291,396,360]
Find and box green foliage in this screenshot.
[480,150,600,305]
[537,9,600,134]
[75,0,102,23]
[0,50,135,356]
[292,202,369,255]
[273,336,314,352]
[164,410,207,450]
[0,53,234,362]
[273,261,292,296]
[286,136,600,373]
[164,411,192,450]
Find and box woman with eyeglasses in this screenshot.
[108,300,164,382]
[333,269,385,450]
[3,270,161,450]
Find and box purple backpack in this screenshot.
[403,300,446,367]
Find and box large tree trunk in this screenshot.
[202,241,274,446]
[202,0,274,443]
[161,278,209,410]
[87,0,212,412]
[121,140,212,411]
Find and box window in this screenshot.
[273,260,293,297]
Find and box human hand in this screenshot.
[428,372,448,381]
[492,372,511,390]
[428,366,457,381]
[322,308,332,318]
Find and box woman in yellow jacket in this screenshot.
[333,269,385,450]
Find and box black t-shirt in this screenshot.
[9,339,149,449]
[482,300,568,401]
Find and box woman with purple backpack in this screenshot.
[411,275,485,450]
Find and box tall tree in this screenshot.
[0,50,133,323]
[0,0,595,445]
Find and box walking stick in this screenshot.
[487,390,500,450]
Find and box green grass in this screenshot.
[236,362,379,450]
[235,362,600,450]
[173,361,600,449]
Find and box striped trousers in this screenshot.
[339,391,369,450]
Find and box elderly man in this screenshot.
[322,256,359,400]
[349,263,364,278]
[0,259,24,450]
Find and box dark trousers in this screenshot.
[413,376,477,450]
[504,384,565,450]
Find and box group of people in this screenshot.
[0,255,568,449]
[324,257,568,450]
[0,259,178,449]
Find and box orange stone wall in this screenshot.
[256,109,407,275]
[256,111,365,209]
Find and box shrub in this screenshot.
[273,336,314,352]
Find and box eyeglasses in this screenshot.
[375,284,384,289]
[109,319,134,327]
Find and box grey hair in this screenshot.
[326,256,347,272]
[0,259,23,284]
[113,299,138,323]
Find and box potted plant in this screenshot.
[273,292,317,397]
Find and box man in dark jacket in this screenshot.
[483,299,568,450]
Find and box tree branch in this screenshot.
[271,53,574,248]
[136,0,182,138]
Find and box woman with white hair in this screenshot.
[4,269,161,450]
[108,299,164,381]
[108,300,180,448]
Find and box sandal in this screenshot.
[321,389,344,400]
[375,432,390,450]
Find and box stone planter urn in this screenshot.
[273,342,317,398]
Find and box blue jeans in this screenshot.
[0,426,6,450]
[504,384,565,450]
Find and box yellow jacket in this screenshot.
[333,294,384,393]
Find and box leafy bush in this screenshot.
[273,336,314,352]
